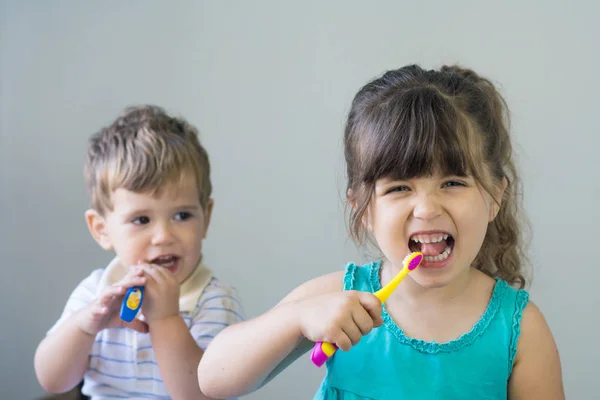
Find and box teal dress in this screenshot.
[314,261,529,400]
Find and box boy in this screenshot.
[34,105,244,399]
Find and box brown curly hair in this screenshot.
[344,65,529,288]
[84,105,212,215]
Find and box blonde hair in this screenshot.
[84,105,211,215]
[344,65,529,288]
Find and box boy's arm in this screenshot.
[34,271,101,393]
[198,271,344,399]
[150,280,244,400]
[34,269,147,393]
[150,316,215,400]
[508,301,565,399]
[142,265,237,400]
[34,309,95,393]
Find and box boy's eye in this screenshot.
[385,185,410,194]
[174,212,192,221]
[132,216,150,225]
[442,180,465,188]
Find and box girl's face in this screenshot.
[368,172,503,288]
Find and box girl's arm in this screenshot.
[197,271,344,398]
[508,301,565,399]
[198,269,386,399]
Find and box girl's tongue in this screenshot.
[420,241,448,256]
[409,234,454,257]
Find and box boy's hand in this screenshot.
[138,263,180,324]
[297,290,383,352]
[76,268,148,336]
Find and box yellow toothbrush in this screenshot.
[310,252,423,367]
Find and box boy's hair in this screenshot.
[84,105,212,215]
[344,64,528,288]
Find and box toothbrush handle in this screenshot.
[374,266,409,303]
[310,341,338,367]
[310,267,410,367]
[120,286,144,322]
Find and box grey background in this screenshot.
[1,1,598,399]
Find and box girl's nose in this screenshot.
[413,194,442,221]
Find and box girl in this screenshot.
[197,65,564,399]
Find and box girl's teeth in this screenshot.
[423,246,452,262]
[410,234,450,244]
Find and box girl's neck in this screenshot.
[383,260,477,307]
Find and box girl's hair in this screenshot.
[344,64,528,288]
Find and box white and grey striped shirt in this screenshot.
[48,268,244,399]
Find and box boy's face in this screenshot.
[86,174,212,285]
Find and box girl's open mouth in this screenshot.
[408,232,454,266]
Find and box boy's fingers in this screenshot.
[91,303,108,316]
[98,286,124,306]
[105,285,125,296]
[125,319,149,333]
[140,264,163,283]
[114,275,146,288]
[153,267,170,281]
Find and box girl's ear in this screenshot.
[347,188,355,208]
[348,188,373,231]
[489,177,508,222]
[363,208,373,232]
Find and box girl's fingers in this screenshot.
[334,331,352,352]
[341,320,363,346]
[352,308,374,336]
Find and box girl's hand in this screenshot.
[297,291,383,351]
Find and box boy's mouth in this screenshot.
[408,232,454,264]
[150,255,180,273]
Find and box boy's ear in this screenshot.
[202,199,214,239]
[85,209,113,250]
[489,177,508,222]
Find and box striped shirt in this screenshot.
[48,268,244,399]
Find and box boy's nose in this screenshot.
[151,222,175,246]
[413,195,442,220]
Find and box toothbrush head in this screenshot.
[404,252,423,271]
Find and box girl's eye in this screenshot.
[132,216,150,225]
[385,185,410,194]
[442,180,466,188]
[174,212,192,221]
